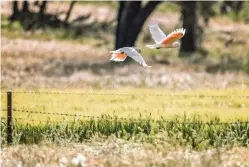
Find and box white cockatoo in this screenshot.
[146,22,186,49]
[110,47,151,68]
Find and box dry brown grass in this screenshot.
[1,137,249,167]
[2,35,249,89]
[1,2,249,90]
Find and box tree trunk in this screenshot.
[22,1,29,13]
[64,1,76,23]
[180,1,197,55]
[39,1,47,16]
[9,1,19,21]
[115,1,141,49]
[39,1,47,22]
[115,1,126,49]
[127,1,161,46]
[115,1,161,49]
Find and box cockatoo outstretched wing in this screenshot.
[161,28,186,45]
[120,47,151,68]
[148,22,167,44]
[109,49,127,62]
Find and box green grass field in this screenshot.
[1,88,249,149]
[1,88,249,123]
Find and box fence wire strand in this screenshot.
[1,91,249,98]
[1,91,249,125]
[1,117,75,123]
[1,109,249,125]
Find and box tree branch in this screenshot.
[127,1,161,45]
[64,1,76,23]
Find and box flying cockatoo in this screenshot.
[110,47,151,68]
[146,22,186,49]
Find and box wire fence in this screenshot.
[5,91,249,98]
[1,115,249,125]
[1,90,249,145]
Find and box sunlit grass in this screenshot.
[1,89,249,148]
[1,88,249,123]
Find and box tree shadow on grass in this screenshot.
[9,5,115,41]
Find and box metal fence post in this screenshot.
[7,90,13,145]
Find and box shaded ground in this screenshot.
[1,138,249,167]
